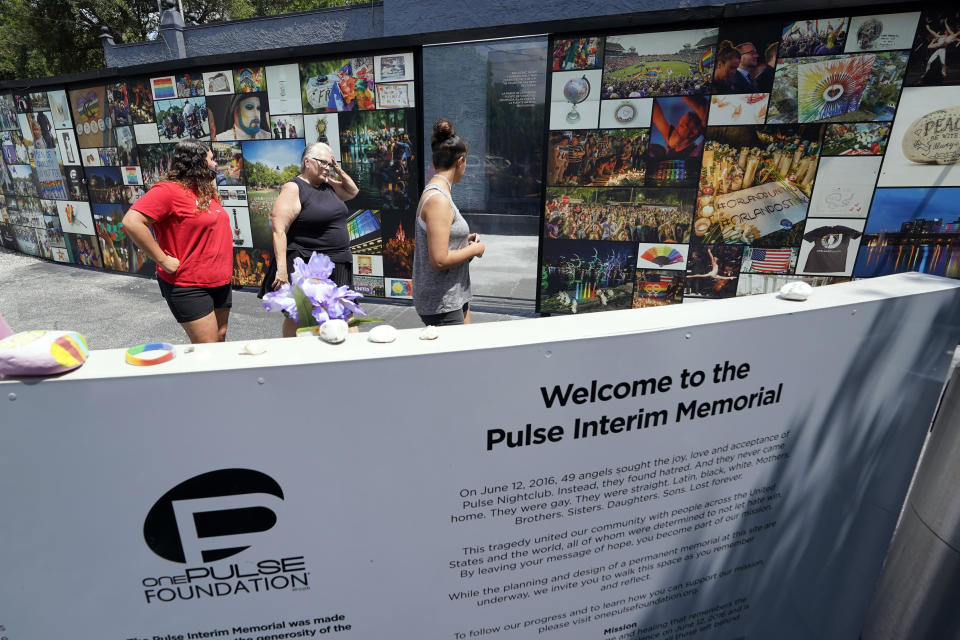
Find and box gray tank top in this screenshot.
[413,183,472,314]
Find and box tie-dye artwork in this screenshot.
[797,55,874,122]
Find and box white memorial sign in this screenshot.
[1,275,958,640]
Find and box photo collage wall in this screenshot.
[0,51,418,299]
[539,7,960,313]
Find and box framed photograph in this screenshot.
[550,69,602,130]
[878,86,960,187]
[385,277,412,299]
[552,37,605,71]
[808,156,882,218]
[265,63,304,115]
[376,83,413,109]
[126,78,156,124]
[55,129,81,166]
[224,205,253,248]
[133,123,160,145]
[903,9,960,85]
[708,94,769,126]
[122,166,143,186]
[822,123,891,156]
[353,253,384,277]
[65,232,102,267]
[695,125,823,245]
[855,187,960,278]
[797,218,865,276]
[150,76,177,100]
[80,149,102,167]
[846,12,921,53]
[0,94,18,130]
[602,28,718,98]
[768,52,908,124]
[538,239,637,313]
[547,129,650,187]
[207,93,271,141]
[232,248,272,287]
[633,269,684,307]
[637,242,688,271]
[68,86,116,148]
[106,82,131,127]
[599,98,652,129]
[268,114,304,140]
[212,141,244,186]
[713,19,782,94]
[176,73,205,98]
[300,59,376,113]
[153,97,209,142]
[375,53,414,82]
[779,18,849,57]
[202,70,235,95]
[55,200,93,234]
[684,244,743,298]
[46,90,73,130]
[302,113,341,159]
[234,67,267,93]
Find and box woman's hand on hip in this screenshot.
[158,255,180,274]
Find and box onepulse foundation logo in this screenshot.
[140,468,309,604]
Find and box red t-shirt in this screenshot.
[132,182,233,287]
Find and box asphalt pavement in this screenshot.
[0,235,539,350]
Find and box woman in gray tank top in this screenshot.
[413,119,486,325]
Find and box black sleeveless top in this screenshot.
[286,176,351,263]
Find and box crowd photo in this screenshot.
[339,110,416,211]
[601,29,716,98]
[544,188,694,243]
[548,129,650,187]
[779,18,848,56]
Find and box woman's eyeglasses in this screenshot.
[311,157,335,169]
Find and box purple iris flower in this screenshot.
[263,251,365,327]
[292,252,334,282]
[261,283,299,322]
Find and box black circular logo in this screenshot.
[143,469,284,564]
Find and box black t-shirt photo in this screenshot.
[802,225,862,273]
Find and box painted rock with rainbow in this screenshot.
[0,330,89,376]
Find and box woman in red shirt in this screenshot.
[122,139,233,343]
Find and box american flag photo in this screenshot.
[745,248,794,273]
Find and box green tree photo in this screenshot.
[0,0,369,80]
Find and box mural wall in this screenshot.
[0,5,958,310]
[538,8,960,313]
[0,52,419,300]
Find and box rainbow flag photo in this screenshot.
[151,76,176,100]
[699,48,713,74]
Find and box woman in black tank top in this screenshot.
[258,142,360,337]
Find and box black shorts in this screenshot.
[158,279,233,323]
[418,302,469,327]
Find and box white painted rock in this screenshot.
[0,330,89,376]
[240,342,266,355]
[902,107,960,165]
[319,319,349,344]
[419,325,439,340]
[368,324,398,343]
[779,281,812,301]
